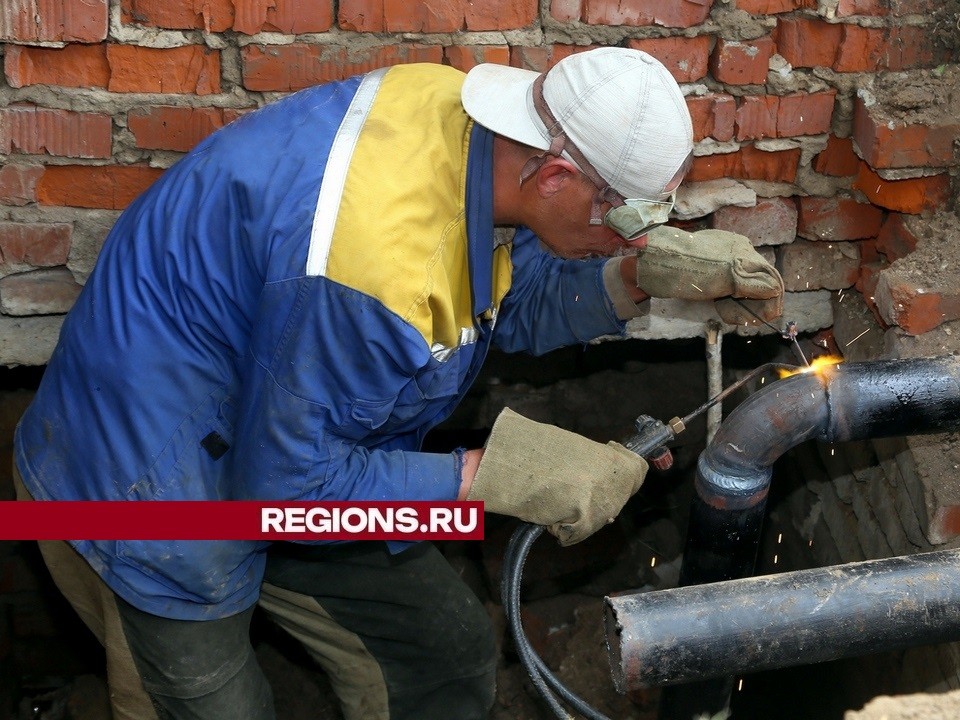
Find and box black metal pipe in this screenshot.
[604,356,960,716]
[607,547,960,688]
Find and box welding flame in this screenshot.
[777,355,844,379]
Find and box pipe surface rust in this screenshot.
[606,355,960,707]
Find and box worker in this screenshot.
[13,47,783,720]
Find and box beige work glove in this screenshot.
[467,408,647,546]
[636,227,784,325]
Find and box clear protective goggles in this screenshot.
[602,192,676,241]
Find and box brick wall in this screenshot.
[0,0,956,364]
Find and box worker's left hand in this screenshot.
[635,227,784,324]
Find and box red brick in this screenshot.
[880,26,936,70]
[710,36,774,85]
[128,106,237,152]
[875,271,960,335]
[554,0,712,28]
[340,0,537,32]
[509,44,593,71]
[0,0,108,43]
[735,96,778,141]
[241,43,443,92]
[0,223,71,270]
[776,91,835,136]
[855,261,887,322]
[106,45,220,95]
[0,165,43,206]
[774,18,842,69]
[712,197,798,246]
[780,239,860,291]
[37,165,164,210]
[121,0,234,32]
[686,94,735,142]
[734,91,835,141]
[836,0,888,16]
[858,238,881,265]
[797,196,883,241]
[628,36,711,83]
[875,213,919,261]
[0,106,112,159]
[736,0,813,11]
[0,267,82,316]
[688,146,801,183]
[852,164,951,214]
[122,0,333,34]
[834,25,888,72]
[852,96,959,169]
[444,45,511,73]
[4,44,110,89]
[814,135,860,177]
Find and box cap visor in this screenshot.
[461,64,548,152]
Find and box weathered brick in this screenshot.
[711,197,798,246]
[735,95,778,140]
[853,96,959,169]
[774,18,842,69]
[37,165,164,210]
[688,146,801,183]
[0,267,82,316]
[859,238,881,265]
[880,26,936,71]
[0,223,71,272]
[836,0,888,14]
[797,196,884,241]
[121,0,333,35]
[776,91,835,137]
[340,0,537,32]
[242,44,443,92]
[852,164,951,214]
[121,0,234,32]
[0,165,43,206]
[128,106,238,152]
[710,36,774,85]
[875,213,919,262]
[736,0,813,12]
[780,240,860,291]
[4,44,110,89]
[833,25,888,72]
[0,0,108,43]
[628,36,711,83]
[856,261,887,321]
[875,269,960,335]
[552,0,712,28]
[687,94,736,142]
[813,135,860,177]
[509,44,593,71]
[106,45,220,95]
[0,106,112,159]
[444,45,511,73]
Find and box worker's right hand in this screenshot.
[635,227,784,324]
[466,408,647,546]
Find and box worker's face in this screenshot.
[533,174,651,259]
[528,159,687,260]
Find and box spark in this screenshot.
[777,533,783,544]
[650,557,657,568]
[575,295,579,301]
[738,679,744,692]
[831,447,835,455]
[845,328,870,346]
[691,283,703,292]
[774,554,779,564]
[809,539,814,547]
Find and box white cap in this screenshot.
[461,47,694,201]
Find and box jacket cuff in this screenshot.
[603,258,651,321]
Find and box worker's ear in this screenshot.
[534,156,580,198]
